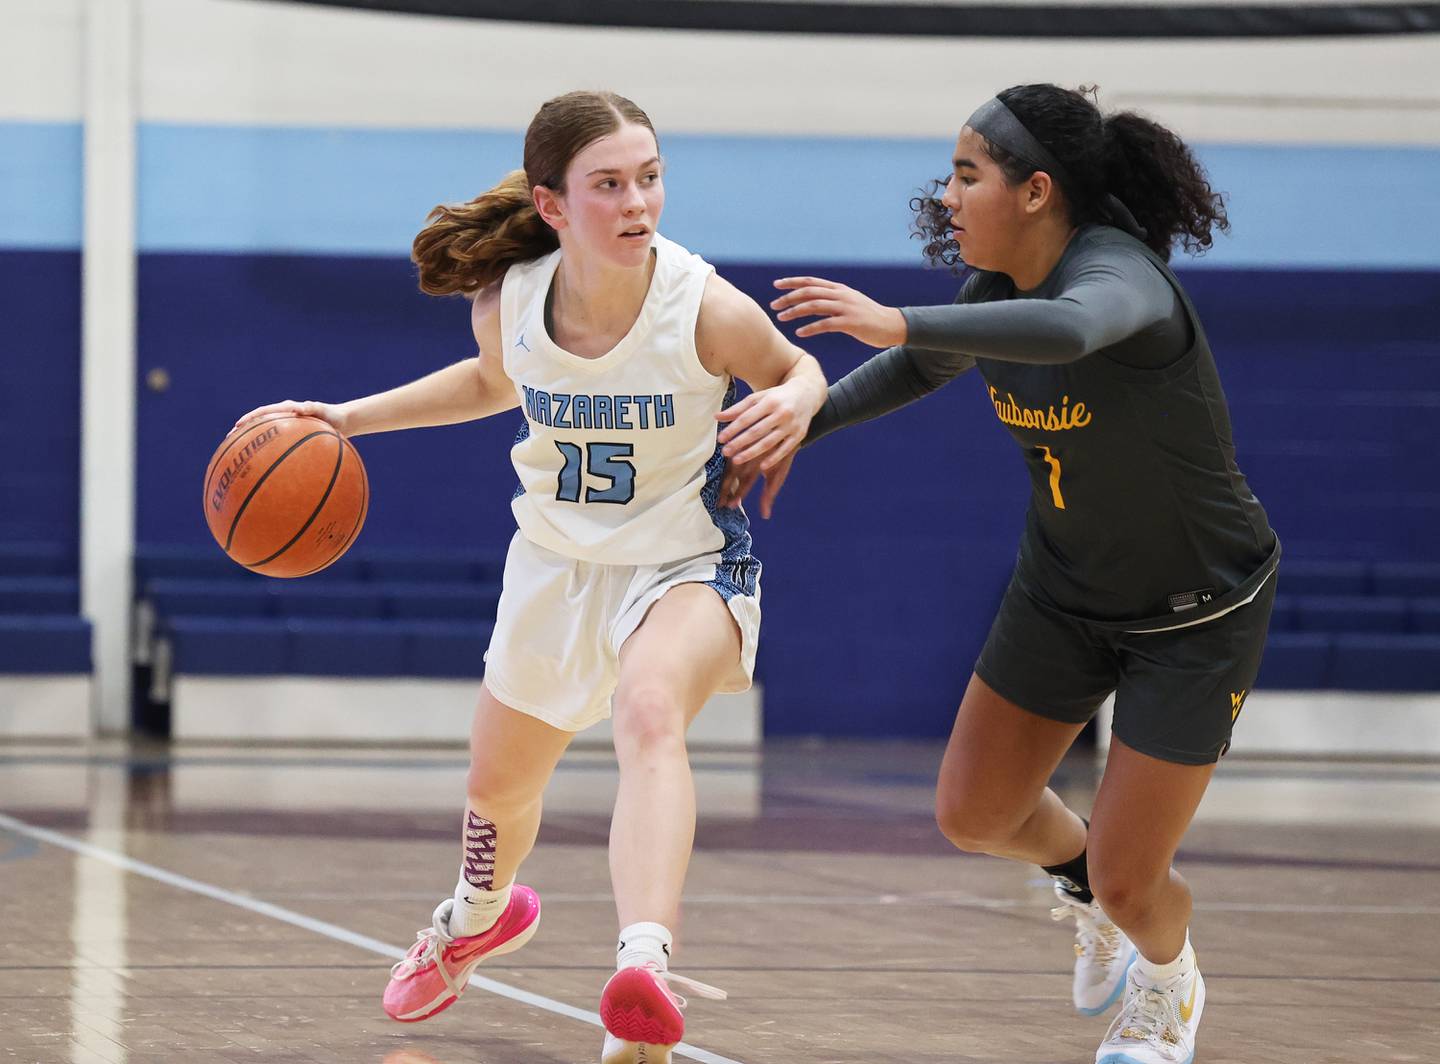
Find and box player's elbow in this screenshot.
[1045,322,1094,363]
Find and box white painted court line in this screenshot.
[245,889,1440,917]
[0,812,746,1064]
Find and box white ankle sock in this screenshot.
[1135,932,1195,983]
[616,921,672,971]
[449,877,513,937]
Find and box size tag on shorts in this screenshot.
[1167,587,1215,613]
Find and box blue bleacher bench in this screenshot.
[0,616,93,673]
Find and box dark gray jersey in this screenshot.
[806,225,1277,629]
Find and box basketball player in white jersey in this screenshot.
[233,91,825,1063]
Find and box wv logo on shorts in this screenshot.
[1230,689,1249,722]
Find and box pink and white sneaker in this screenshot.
[382,887,541,1022]
[599,964,727,1064]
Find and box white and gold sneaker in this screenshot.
[1096,961,1205,1064]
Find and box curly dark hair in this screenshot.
[912,84,1229,268]
[911,177,963,271]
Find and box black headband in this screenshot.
[964,97,1147,242]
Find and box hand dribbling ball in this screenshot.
[203,414,369,577]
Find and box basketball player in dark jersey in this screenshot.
[717,84,1278,1064]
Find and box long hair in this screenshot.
[412,91,657,296]
[913,84,1229,267]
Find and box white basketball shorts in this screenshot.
[482,532,761,731]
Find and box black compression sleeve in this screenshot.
[901,248,1177,366]
[803,344,976,446]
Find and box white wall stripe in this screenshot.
[0,0,83,122]
[0,810,748,1064]
[132,0,1440,145]
[4,0,1437,144]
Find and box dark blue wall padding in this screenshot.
[0,252,81,546]
[1331,635,1440,691]
[128,254,1440,730]
[0,616,92,673]
[0,251,1423,731]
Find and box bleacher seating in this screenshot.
[0,541,75,578]
[1411,600,1440,633]
[1372,563,1440,598]
[1293,595,1409,634]
[0,615,92,673]
[1275,560,1370,596]
[133,543,503,585]
[1331,634,1440,691]
[3,539,1434,746]
[0,544,91,674]
[0,544,92,738]
[135,543,503,685]
[165,617,491,678]
[1255,564,1440,691]
[0,576,81,615]
[1253,632,1330,689]
[127,543,1440,697]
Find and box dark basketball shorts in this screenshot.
[974,573,1277,765]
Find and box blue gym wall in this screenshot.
[0,121,81,544]
[3,1,1438,734]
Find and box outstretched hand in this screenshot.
[771,276,908,348]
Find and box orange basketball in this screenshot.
[203,413,369,578]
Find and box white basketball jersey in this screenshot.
[500,234,741,566]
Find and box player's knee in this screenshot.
[1090,862,1165,924]
[934,792,1023,854]
[465,767,499,808]
[611,683,687,761]
[465,762,537,812]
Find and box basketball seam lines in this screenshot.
[223,430,337,556]
[244,434,346,568]
[295,439,368,577]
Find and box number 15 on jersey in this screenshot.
[555,441,636,505]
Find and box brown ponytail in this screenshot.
[411,169,558,296]
[411,90,658,297]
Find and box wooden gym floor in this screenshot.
[1,736,1437,1063]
